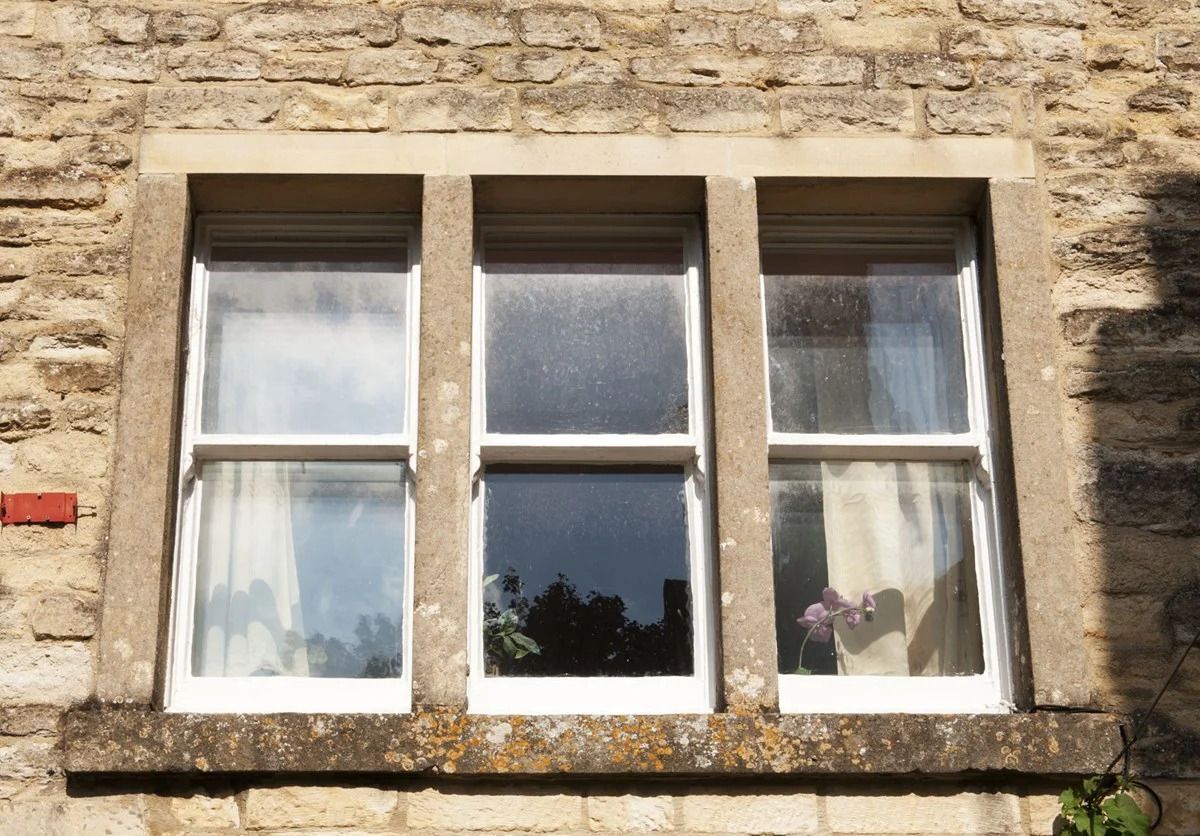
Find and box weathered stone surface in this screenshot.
[925,91,1013,134]
[948,24,1013,58]
[959,0,1085,26]
[0,643,91,706]
[70,45,160,82]
[0,47,62,81]
[1076,445,1200,534]
[824,790,1024,833]
[395,88,512,131]
[401,5,511,47]
[0,168,104,209]
[767,54,865,85]
[1,797,150,836]
[436,52,485,81]
[0,705,59,736]
[152,11,219,43]
[780,90,914,133]
[1085,38,1155,70]
[145,86,280,129]
[343,49,437,85]
[673,0,758,11]
[153,793,240,829]
[30,594,95,640]
[663,88,769,132]
[778,0,861,17]
[736,16,822,53]
[92,7,149,44]
[262,55,344,82]
[876,54,973,88]
[519,9,602,49]
[587,794,674,831]
[492,50,569,82]
[680,789,819,833]
[1128,85,1193,112]
[167,45,262,81]
[522,86,657,132]
[225,4,398,51]
[243,786,397,829]
[1015,27,1083,61]
[0,3,36,37]
[409,788,581,831]
[281,88,388,131]
[1156,30,1200,72]
[630,54,764,85]
[63,709,1122,775]
[668,14,732,47]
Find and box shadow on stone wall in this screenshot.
[1058,170,1200,778]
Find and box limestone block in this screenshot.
[680,789,820,833]
[587,793,674,831]
[959,0,1085,26]
[436,53,484,81]
[0,738,58,782]
[1015,27,1084,61]
[663,88,770,132]
[674,0,759,11]
[41,5,98,45]
[521,86,657,132]
[1075,444,1200,534]
[872,0,957,13]
[0,642,92,706]
[407,788,582,831]
[0,705,59,736]
[824,18,939,52]
[69,45,160,82]
[1154,781,1200,835]
[50,98,142,138]
[519,9,602,49]
[0,3,36,37]
[876,54,973,89]
[225,5,398,51]
[0,168,104,209]
[395,88,512,131]
[92,7,150,44]
[145,87,280,129]
[168,45,262,81]
[768,55,866,85]
[153,11,219,42]
[1127,85,1192,112]
[780,90,915,133]
[668,14,732,47]
[630,54,765,86]
[1156,30,1200,72]
[736,16,823,53]
[154,793,240,829]
[492,51,569,82]
[824,790,1023,833]
[0,93,45,138]
[0,402,51,439]
[401,5,512,47]
[0,47,62,81]
[925,92,1013,135]
[778,0,861,17]
[947,25,1013,59]
[262,55,345,82]
[1,797,149,836]
[243,786,397,829]
[344,49,438,86]
[282,88,389,131]
[31,594,96,640]
[1085,38,1155,71]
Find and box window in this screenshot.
[762,218,1013,713]
[165,215,420,713]
[467,217,716,714]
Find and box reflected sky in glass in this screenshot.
[482,467,693,677]
[202,243,407,435]
[484,238,689,434]
[192,461,406,679]
[763,247,968,435]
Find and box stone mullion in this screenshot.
[705,175,779,713]
[411,174,475,708]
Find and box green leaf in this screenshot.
[794,666,812,675]
[511,632,541,655]
[501,635,518,657]
[1101,793,1150,836]
[483,573,500,588]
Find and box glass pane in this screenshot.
[192,461,406,679]
[769,460,983,677]
[484,236,689,434]
[482,467,693,677]
[763,246,969,434]
[201,241,408,435]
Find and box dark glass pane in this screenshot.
[482,467,693,677]
[770,461,983,676]
[763,246,969,434]
[202,242,407,435]
[484,237,689,434]
[193,461,406,679]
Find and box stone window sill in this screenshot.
[64,708,1120,777]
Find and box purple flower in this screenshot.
[797,601,833,642]
[861,591,877,622]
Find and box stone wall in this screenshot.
[0,0,1198,833]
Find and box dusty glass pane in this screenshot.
[770,460,983,677]
[192,461,406,679]
[202,242,407,435]
[484,237,689,434]
[763,246,969,434]
[482,467,693,677]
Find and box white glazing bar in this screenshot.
[478,435,697,465]
[192,435,410,461]
[768,433,981,462]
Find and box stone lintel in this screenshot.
[95,174,191,705]
[706,176,778,713]
[63,708,1121,776]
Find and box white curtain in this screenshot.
[818,266,983,677]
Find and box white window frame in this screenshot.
[165,214,420,713]
[761,217,1014,714]
[467,215,717,715]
